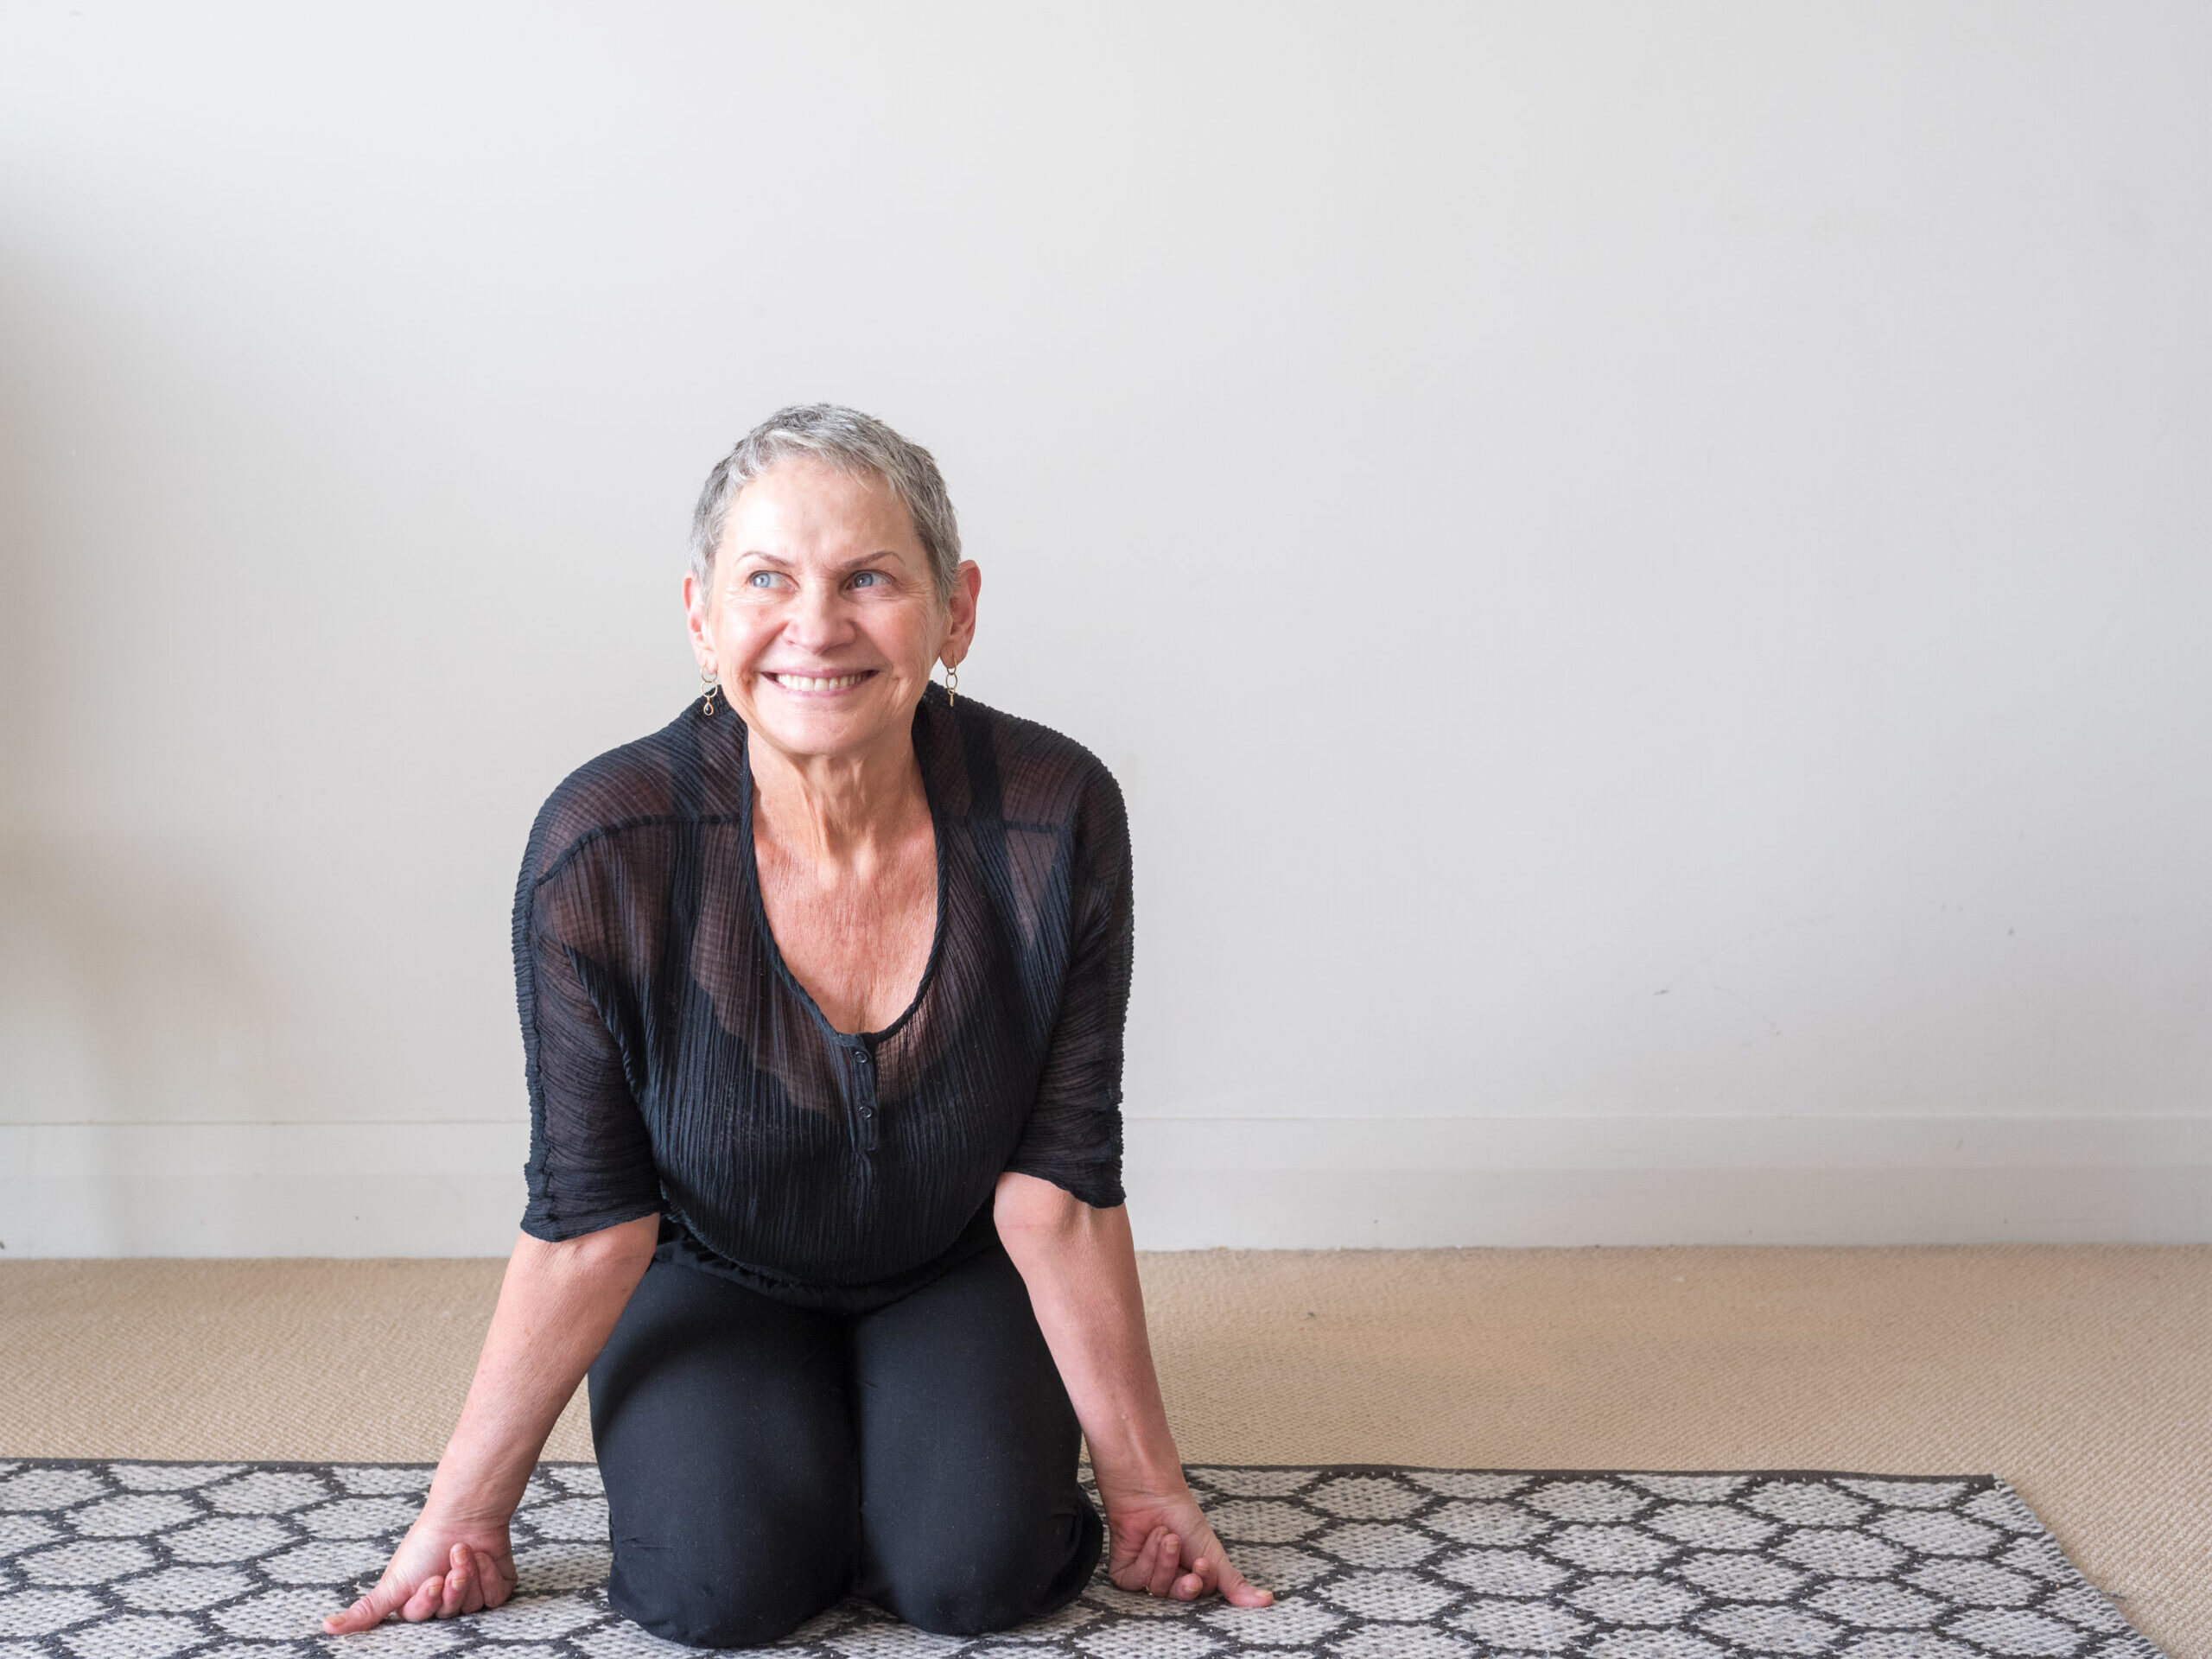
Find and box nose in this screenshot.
[783,580,852,653]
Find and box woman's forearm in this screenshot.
[993,1173,1185,1497]
[996,1172,1274,1610]
[425,1214,660,1522]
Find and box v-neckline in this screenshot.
[736,701,950,1046]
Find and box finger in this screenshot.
[456,1546,486,1617]
[437,1546,467,1618]
[1165,1541,1212,1599]
[323,1583,399,1634]
[1115,1530,1150,1592]
[455,1547,486,1616]
[1132,1525,1175,1592]
[474,1548,513,1609]
[433,1546,467,1618]
[1147,1532,1183,1598]
[402,1572,444,1623]
[1214,1553,1274,1607]
[1116,1524,1165,1590]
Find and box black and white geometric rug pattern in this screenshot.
[0,1459,2164,1658]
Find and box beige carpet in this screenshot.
[2,1246,2203,1656]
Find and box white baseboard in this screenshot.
[0,1122,531,1258]
[3,1116,2207,1257]
[1122,1115,2212,1248]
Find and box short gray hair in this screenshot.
[688,404,961,605]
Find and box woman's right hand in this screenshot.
[320,1221,656,1637]
[322,1510,517,1634]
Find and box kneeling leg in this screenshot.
[849,1241,1103,1636]
[589,1259,858,1649]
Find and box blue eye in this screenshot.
[851,571,878,588]
[747,571,775,588]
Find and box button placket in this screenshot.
[850,1042,880,1148]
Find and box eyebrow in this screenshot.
[732,550,905,571]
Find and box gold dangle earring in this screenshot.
[944,662,958,708]
[699,664,720,716]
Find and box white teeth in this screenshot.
[772,673,867,691]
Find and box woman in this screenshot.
[324,404,1270,1646]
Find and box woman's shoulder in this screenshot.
[935,688,1125,833]
[520,702,715,887]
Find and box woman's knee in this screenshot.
[600,1432,858,1648]
[609,1536,847,1649]
[589,1259,861,1644]
[864,1497,1103,1635]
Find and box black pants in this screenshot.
[587,1240,1105,1649]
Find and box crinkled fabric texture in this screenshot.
[514,683,1130,1310]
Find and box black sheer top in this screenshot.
[512,682,1131,1312]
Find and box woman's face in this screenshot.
[684,456,978,766]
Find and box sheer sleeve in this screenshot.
[1004,765,1132,1209]
[515,838,663,1241]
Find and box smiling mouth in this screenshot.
[765,671,877,693]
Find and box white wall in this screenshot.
[3,2,2209,1255]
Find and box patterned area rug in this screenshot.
[0,1459,2163,1658]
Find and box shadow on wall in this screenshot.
[0,832,308,1127]
[0,262,358,1250]
[0,832,343,1249]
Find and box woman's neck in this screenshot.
[747,725,929,871]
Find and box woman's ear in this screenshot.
[942,560,982,667]
[683,569,715,662]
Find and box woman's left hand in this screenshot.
[990,1180,1274,1611]
[1102,1484,1274,1607]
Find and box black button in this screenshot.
[854,1048,870,1064]
[860,1106,874,1118]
